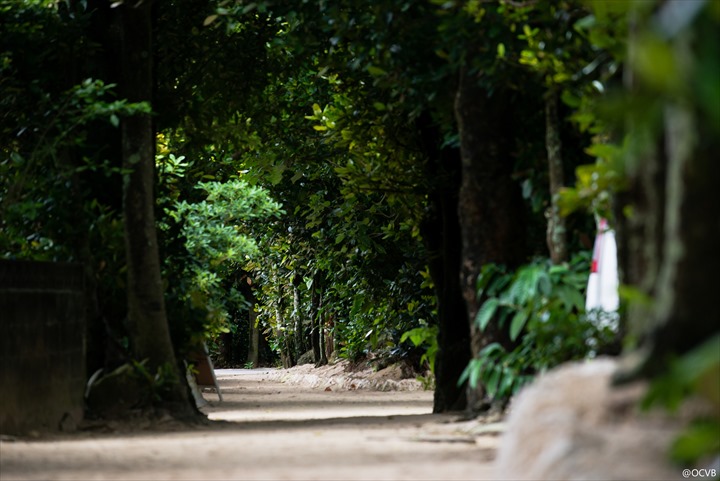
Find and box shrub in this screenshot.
[459,253,617,401]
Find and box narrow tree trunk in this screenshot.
[545,89,568,264]
[292,273,304,360]
[319,325,328,366]
[455,69,528,411]
[324,313,335,360]
[273,283,292,368]
[247,289,260,367]
[310,273,322,363]
[119,1,192,414]
[316,289,328,366]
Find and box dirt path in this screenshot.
[1,368,500,480]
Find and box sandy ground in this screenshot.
[0,367,500,480]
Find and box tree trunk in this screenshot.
[545,88,568,264]
[324,313,335,360]
[617,10,720,379]
[247,289,260,367]
[417,112,471,413]
[291,273,305,360]
[310,273,322,363]
[273,282,292,368]
[119,1,192,414]
[454,69,528,411]
[316,287,328,367]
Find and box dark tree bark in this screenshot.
[454,69,529,411]
[418,113,471,413]
[545,88,568,264]
[119,1,193,415]
[79,0,124,378]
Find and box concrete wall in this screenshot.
[0,260,86,434]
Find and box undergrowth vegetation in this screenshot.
[460,253,616,400]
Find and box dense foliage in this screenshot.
[0,0,647,377]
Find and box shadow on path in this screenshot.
[0,368,499,480]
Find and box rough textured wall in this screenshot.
[0,260,86,434]
[495,359,684,480]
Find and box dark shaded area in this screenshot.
[0,260,86,434]
[417,113,471,413]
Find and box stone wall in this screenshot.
[0,260,86,434]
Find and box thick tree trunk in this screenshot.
[119,1,192,414]
[454,70,528,411]
[545,89,568,264]
[616,6,720,380]
[418,113,471,413]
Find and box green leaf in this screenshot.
[478,342,504,359]
[476,263,504,297]
[573,14,596,32]
[537,271,552,296]
[584,142,620,161]
[509,309,530,341]
[499,368,516,397]
[459,358,487,389]
[486,367,501,398]
[401,327,426,347]
[109,114,119,127]
[367,65,387,77]
[475,298,499,330]
[10,152,24,164]
[508,266,540,305]
[555,284,585,311]
[560,89,581,108]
